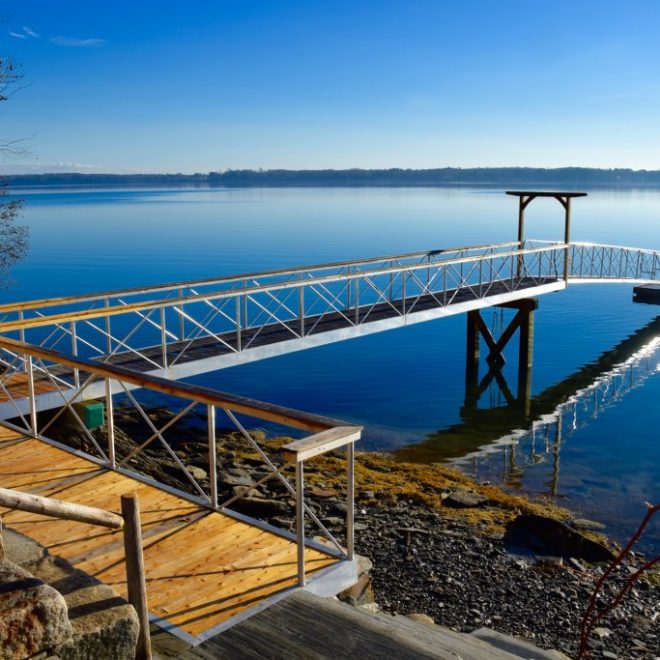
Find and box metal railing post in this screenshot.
[105,297,112,355]
[242,281,248,329]
[299,286,305,338]
[178,288,185,340]
[401,271,406,314]
[235,297,242,351]
[70,321,80,388]
[26,354,38,436]
[105,378,115,469]
[354,278,360,325]
[347,443,354,560]
[296,461,305,586]
[208,404,218,509]
[160,307,168,369]
[18,309,25,344]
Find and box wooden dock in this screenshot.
[0,424,341,644]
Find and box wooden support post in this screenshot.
[563,196,572,282]
[121,494,152,660]
[517,196,526,247]
[465,311,480,408]
[517,306,534,415]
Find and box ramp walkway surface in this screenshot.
[0,424,340,645]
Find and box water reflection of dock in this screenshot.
[395,316,660,495]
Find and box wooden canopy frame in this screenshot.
[506,191,587,246]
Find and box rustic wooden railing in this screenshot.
[0,487,151,659]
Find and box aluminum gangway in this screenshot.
[0,239,659,418]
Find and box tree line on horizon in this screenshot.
[7,166,660,187]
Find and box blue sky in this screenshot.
[2,0,660,173]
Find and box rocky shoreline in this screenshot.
[51,407,659,659]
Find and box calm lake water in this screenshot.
[5,185,660,551]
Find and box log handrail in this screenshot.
[0,487,123,529]
[0,487,151,659]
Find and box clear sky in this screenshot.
[2,0,660,173]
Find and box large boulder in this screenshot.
[505,514,616,563]
[0,559,72,659]
[3,527,138,660]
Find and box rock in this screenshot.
[231,486,260,499]
[571,518,606,532]
[338,555,374,607]
[0,559,73,659]
[504,514,616,563]
[185,465,207,481]
[337,571,374,607]
[593,627,612,638]
[232,497,288,518]
[309,486,338,499]
[218,470,254,488]
[568,557,586,572]
[3,529,138,660]
[406,612,436,626]
[359,490,375,500]
[443,491,488,508]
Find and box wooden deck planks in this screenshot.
[0,425,337,640]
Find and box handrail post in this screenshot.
[208,404,218,509]
[18,309,25,343]
[105,297,112,355]
[159,307,168,369]
[121,493,152,660]
[346,442,354,560]
[70,321,80,389]
[299,285,305,338]
[106,378,116,468]
[242,281,248,329]
[235,297,242,351]
[178,288,185,340]
[354,278,360,325]
[296,461,305,586]
[26,354,38,436]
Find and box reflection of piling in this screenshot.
[463,298,536,416]
[550,410,562,497]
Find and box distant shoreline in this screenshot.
[5,166,660,189]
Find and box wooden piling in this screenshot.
[121,493,152,660]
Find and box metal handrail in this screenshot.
[0,336,351,432]
[0,242,566,332]
[0,335,360,588]
[0,239,522,314]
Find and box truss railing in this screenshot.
[0,336,360,586]
[0,241,566,373]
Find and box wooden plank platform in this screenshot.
[0,425,338,643]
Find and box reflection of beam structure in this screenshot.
[454,334,660,496]
[395,315,660,465]
[464,298,536,417]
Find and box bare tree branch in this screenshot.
[0,53,29,287]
